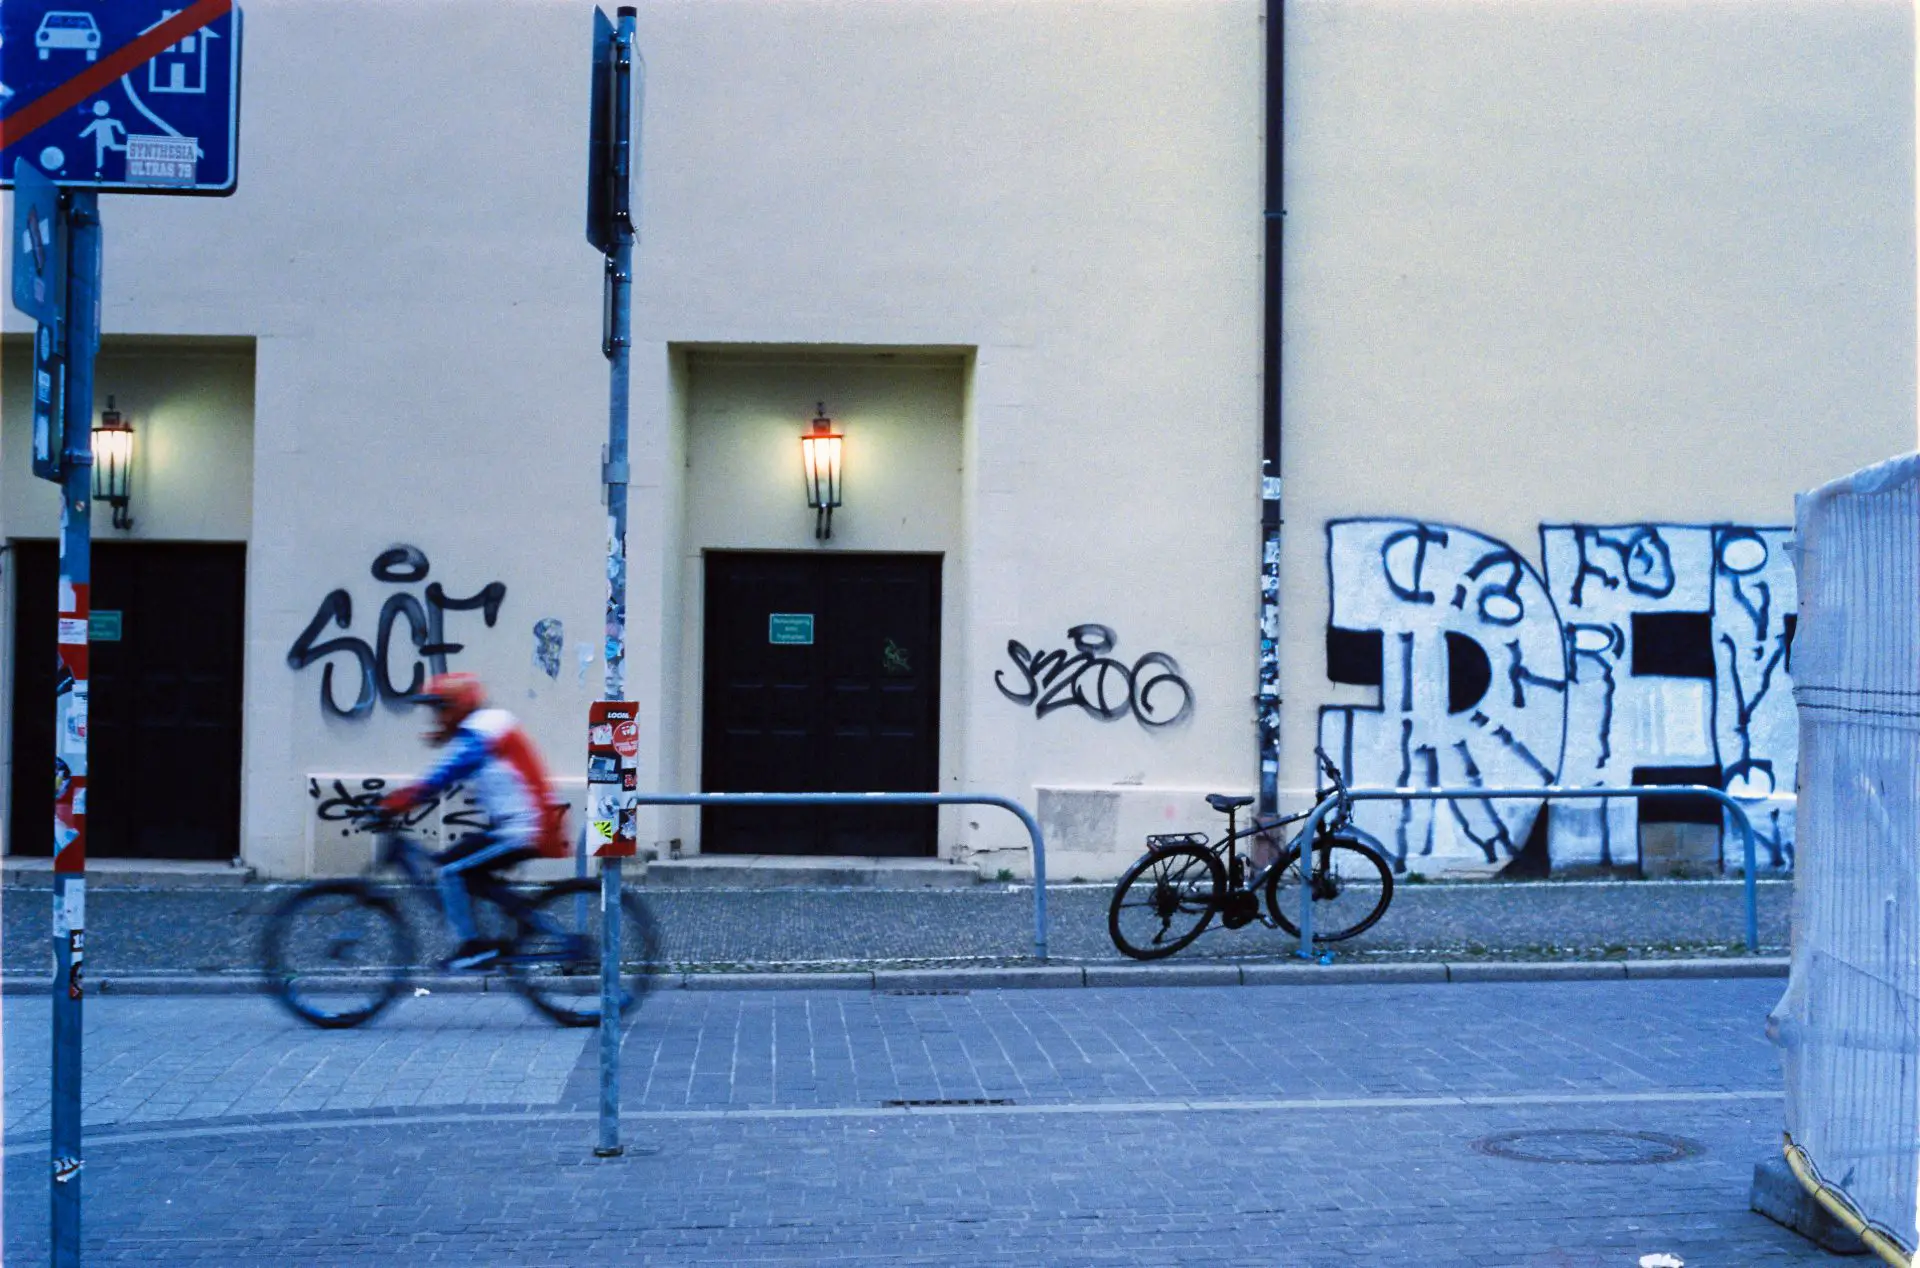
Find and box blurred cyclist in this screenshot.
[380,672,568,971]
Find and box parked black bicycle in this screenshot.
[1107,748,1394,960]
[262,816,661,1028]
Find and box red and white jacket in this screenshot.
[389,708,568,856]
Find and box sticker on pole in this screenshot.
[0,0,244,195]
[587,700,639,857]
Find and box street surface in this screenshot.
[1,977,1827,1265]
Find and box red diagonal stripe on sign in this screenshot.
[1,0,234,150]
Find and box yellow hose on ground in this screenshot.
[1782,1132,1913,1267]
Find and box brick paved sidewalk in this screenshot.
[0,977,1825,1265]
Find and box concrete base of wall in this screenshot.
[644,854,980,888]
[2,857,258,888]
[1748,1156,1867,1255]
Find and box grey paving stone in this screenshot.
[1081,963,1242,987]
[871,967,1083,991]
[1449,960,1628,982]
[682,971,870,991]
[1240,961,1448,986]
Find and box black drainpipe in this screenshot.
[1257,0,1284,814]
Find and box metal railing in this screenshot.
[626,792,1051,958]
[1291,784,1766,958]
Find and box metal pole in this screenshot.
[594,4,637,1160]
[625,792,1050,959]
[50,187,101,1268]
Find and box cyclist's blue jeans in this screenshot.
[435,831,533,943]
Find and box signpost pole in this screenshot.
[50,187,101,1268]
[592,4,639,1160]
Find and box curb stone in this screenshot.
[1448,961,1627,983]
[0,957,1789,996]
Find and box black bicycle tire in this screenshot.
[1263,831,1394,942]
[1107,845,1224,961]
[503,879,662,1028]
[261,880,415,1029]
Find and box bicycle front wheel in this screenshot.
[262,881,416,1028]
[503,879,663,1027]
[1263,831,1394,942]
[1107,845,1224,960]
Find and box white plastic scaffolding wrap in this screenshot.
[1773,453,1920,1263]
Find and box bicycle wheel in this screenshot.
[1107,845,1224,960]
[1263,830,1394,942]
[262,881,416,1028]
[502,878,663,1027]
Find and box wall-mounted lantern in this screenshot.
[801,401,843,540]
[91,396,135,531]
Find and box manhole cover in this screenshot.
[1470,1129,1701,1165]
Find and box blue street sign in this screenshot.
[586,7,615,251]
[0,0,242,195]
[31,321,67,481]
[12,157,66,325]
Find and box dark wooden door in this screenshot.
[9,541,246,859]
[701,552,941,856]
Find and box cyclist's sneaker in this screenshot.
[442,939,500,972]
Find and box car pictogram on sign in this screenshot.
[35,12,100,61]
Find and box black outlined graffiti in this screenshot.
[1321,520,1567,873]
[995,624,1194,728]
[308,776,490,845]
[1568,526,1675,607]
[287,546,507,719]
[1381,525,1448,604]
[1327,519,1798,876]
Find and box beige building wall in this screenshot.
[2,0,1263,876]
[1279,0,1915,873]
[1,0,1912,877]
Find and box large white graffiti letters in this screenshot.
[287,545,508,719]
[1320,520,1567,871]
[1322,519,1796,876]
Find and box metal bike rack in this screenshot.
[1290,785,1766,959]
[628,792,1051,959]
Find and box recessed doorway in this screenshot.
[8,541,246,860]
[700,551,941,856]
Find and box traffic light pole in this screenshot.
[50,188,101,1268]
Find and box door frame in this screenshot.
[696,548,945,856]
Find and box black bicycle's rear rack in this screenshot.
[1145,832,1209,850]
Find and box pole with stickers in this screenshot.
[14,163,101,1268]
[3,4,243,1257]
[585,4,641,1159]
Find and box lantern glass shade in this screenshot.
[801,427,843,511]
[92,399,135,529]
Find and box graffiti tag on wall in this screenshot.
[995,624,1194,728]
[1320,519,1795,875]
[286,545,507,719]
[308,776,489,850]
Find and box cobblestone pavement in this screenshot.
[0,978,1826,1265]
[0,878,1789,977]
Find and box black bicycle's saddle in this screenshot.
[1206,793,1255,812]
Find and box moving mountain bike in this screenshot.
[262,814,661,1028]
[1107,747,1393,960]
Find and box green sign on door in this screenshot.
[768,613,814,645]
[89,610,122,642]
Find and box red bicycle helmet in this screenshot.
[420,671,486,744]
